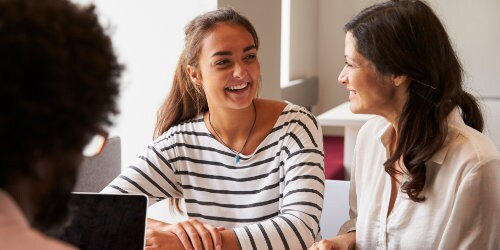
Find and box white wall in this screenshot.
[289,0,318,81]
[429,0,500,98]
[75,0,217,168]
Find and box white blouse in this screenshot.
[345,108,500,249]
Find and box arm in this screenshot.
[438,159,500,249]
[101,141,182,203]
[146,218,238,250]
[102,140,226,249]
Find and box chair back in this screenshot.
[320,179,350,239]
[74,136,121,192]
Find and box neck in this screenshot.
[206,100,257,160]
[207,101,256,138]
[3,179,39,224]
[381,83,408,133]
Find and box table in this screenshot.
[317,102,374,180]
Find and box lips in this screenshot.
[226,82,250,91]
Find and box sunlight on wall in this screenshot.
[73,0,217,168]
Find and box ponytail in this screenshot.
[454,91,483,132]
[154,52,207,139]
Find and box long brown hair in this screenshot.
[345,0,483,201]
[154,8,259,211]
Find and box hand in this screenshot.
[309,239,348,250]
[308,233,355,250]
[146,218,224,250]
[146,229,184,250]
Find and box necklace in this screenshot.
[208,101,256,164]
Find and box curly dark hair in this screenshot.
[0,0,122,186]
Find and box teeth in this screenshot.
[227,83,248,91]
[350,90,357,94]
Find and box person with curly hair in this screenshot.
[310,1,500,249]
[103,8,324,250]
[0,0,122,249]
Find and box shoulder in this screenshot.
[272,100,318,126]
[162,116,205,136]
[255,98,319,130]
[447,122,500,169]
[435,108,500,173]
[357,115,389,141]
[0,229,76,250]
[152,116,208,147]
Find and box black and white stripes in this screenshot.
[102,103,325,249]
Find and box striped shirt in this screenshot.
[103,103,325,250]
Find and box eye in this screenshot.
[244,53,257,61]
[344,61,353,68]
[215,59,231,67]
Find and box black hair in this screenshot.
[0,0,122,186]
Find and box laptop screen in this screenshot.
[53,192,148,250]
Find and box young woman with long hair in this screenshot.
[104,8,324,250]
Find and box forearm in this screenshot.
[310,231,356,250]
[147,218,239,250]
[338,231,356,250]
[147,218,171,228]
[220,230,239,250]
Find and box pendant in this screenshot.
[235,154,240,164]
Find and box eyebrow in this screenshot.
[211,45,256,57]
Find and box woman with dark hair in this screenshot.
[310,1,499,249]
[103,8,324,250]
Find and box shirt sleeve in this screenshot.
[233,109,325,250]
[101,138,182,205]
[438,158,500,250]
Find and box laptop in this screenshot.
[53,192,148,250]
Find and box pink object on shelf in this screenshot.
[323,136,344,180]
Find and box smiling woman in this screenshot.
[312,1,500,250]
[102,8,325,250]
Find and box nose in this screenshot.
[338,65,348,85]
[233,60,247,79]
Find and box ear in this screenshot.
[186,65,201,85]
[392,74,409,87]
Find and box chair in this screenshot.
[320,179,350,239]
[74,136,122,192]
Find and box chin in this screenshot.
[349,100,374,115]
[229,96,255,109]
[349,102,362,114]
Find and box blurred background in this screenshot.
[74,0,500,180]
